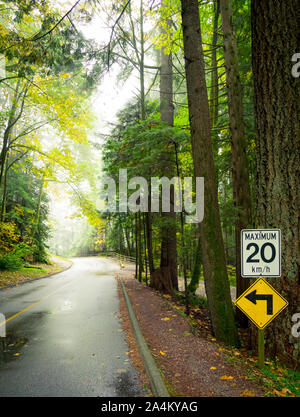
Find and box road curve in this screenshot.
[0,257,145,397]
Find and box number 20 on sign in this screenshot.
[241,229,281,277]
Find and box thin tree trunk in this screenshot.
[188,236,202,295]
[135,212,138,279]
[143,213,148,285]
[0,82,20,188]
[220,0,252,328]
[174,140,189,314]
[0,152,9,221]
[138,212,143,279]
[210,0,220,160]
[124,224,132,257]
[146,198,154,273]
[139,0,146,120]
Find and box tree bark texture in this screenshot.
[251,0,300,367]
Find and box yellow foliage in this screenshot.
[0,222,20,254]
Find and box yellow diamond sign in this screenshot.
[235,278,288,329]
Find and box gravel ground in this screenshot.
[116,262,267,397]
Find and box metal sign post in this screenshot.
[257,329,265,369]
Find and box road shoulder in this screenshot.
[117,262,268,397]
[0,256,72,290]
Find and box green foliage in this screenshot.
[175,290,208,309]
[0,251,24,271]
[2,160,50,265]
[0,242,32,270]
[259,362,300,397]
[0,0,105,91]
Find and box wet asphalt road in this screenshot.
[0,257,144,397]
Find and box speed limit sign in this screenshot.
[241,229,281,277]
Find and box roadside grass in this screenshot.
[47,253,71,262]
[221,346,300,397]
[189,265,236,287]
[0,256,70,288]
[137,265,236,288]
[257,361,300,397]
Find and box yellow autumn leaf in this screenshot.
[241,389,256,397]
[219,375,235,380]
[210,366,216,370]
[160,351,166,356]
[161,317,170,321]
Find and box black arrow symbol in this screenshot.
[245,290,273,315]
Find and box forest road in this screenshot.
[0,257,145,397]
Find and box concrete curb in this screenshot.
[119,277,170,397]
[0,260,73,292]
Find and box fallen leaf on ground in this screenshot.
[160,350,166,356]
[273,388,292,397]
[210,366,216,370]
[241,389,256,397]
[161,317,170,321]
[219,375,234,380]
[281,388,292,395]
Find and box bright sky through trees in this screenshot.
[47,7,140,245]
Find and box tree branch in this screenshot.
[107,0,131,69]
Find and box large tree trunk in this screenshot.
[251,0,300,367]
[180,0,239,346]
[153,1,178,292]
[220,0,252,327]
